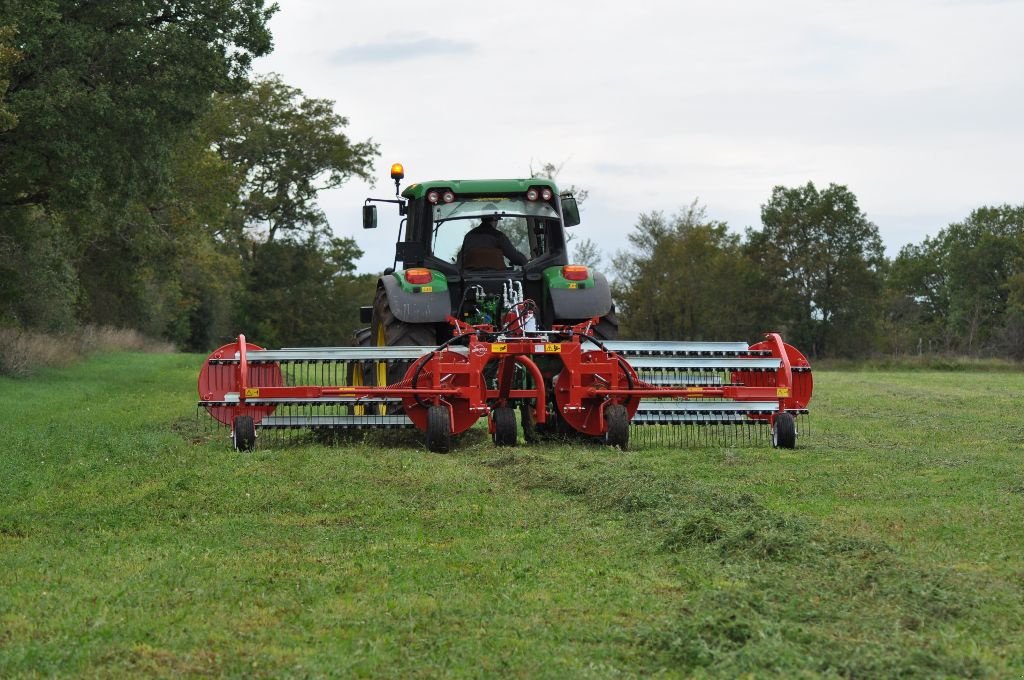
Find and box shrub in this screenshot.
[0,325,173,377]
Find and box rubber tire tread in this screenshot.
[492,407,517,447]
[772,412,797,449]
[604,403,629,450]
[426,405,451,453]
[232,415,256,452]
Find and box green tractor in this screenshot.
[359,164,617,386]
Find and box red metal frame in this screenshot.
[198,319,812,437]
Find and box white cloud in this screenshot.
[255,0,1024,270]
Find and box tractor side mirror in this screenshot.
[561,196,581,227]
[362,204,377,229]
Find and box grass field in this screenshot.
[1,353,1022,678]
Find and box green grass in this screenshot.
[1,355,1022,677]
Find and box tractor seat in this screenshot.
[461,246,508,271]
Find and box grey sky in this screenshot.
[255,0,1024,271]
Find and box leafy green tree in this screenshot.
[0,207,78,330]
[0,0,276,210]
[746,182,885,357]
[0,0,276,338]
[0,25,19,132]
[613,203,763,341]
[73,126,246,349]
[525,159,597,266]
[196,75,380,347]
[572,237,602,270]
[205,74,378,242]
[238,235,375,348]
[890,205,1024,356]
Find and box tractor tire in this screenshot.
[370,287,437,413]
[232,415,256,452]
[592,308,619,341]
[347,327,372,416]
[604,403,629,450]
[772,412,797,449]
[558,309,618,341]
[492,407,517,447]
[426,405,451,453]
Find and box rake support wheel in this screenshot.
[232,415,256,452]
[492,407,517,447]
[772,412,797,449]
[426,406,451,454]
[604,403,629,450]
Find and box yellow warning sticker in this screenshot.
[492,343,508,353]
[568,282,577,289]
[545,343,561,353]
[244,388,260,398]
[777,387,790,397]
[422,286,433,293]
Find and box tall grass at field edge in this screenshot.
[0,325,174,377]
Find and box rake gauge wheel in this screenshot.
[232,415,256,452]
[604,403,629,450]
[520,402,537,443]
[426,406,451,454]
[772,412,797,449]
[492,407,517,447]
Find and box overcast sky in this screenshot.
[254,0,1024,272]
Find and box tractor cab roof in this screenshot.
[401,178,559,200]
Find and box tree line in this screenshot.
[2,3,1020,361]
[614,186,1024,359]
[0,1,378,352]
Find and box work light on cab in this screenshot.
[541,188,553,201]
[526,188,539,201]
[390,162,405,195]
[404,268,432,285]
[562,265,589,281]
[427,190,440,204]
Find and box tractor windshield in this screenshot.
[432,198,558,224]
[431,198,560,266]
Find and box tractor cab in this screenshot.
[362,167,611,342]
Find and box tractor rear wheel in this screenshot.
[772,412,797,449]
[371,287,437,413]
[492,407,517,446]
[604,403,629,450]
[347,327,372,416]
[232,415,256,452]
[560,309,618,341]
[426,406,451,453]
[592,308,619,341]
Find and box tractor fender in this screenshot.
[379,275,451,324]
[549,272,614,320]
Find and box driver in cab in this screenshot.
[458,216,528,270]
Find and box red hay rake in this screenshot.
[198,318,812,452]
